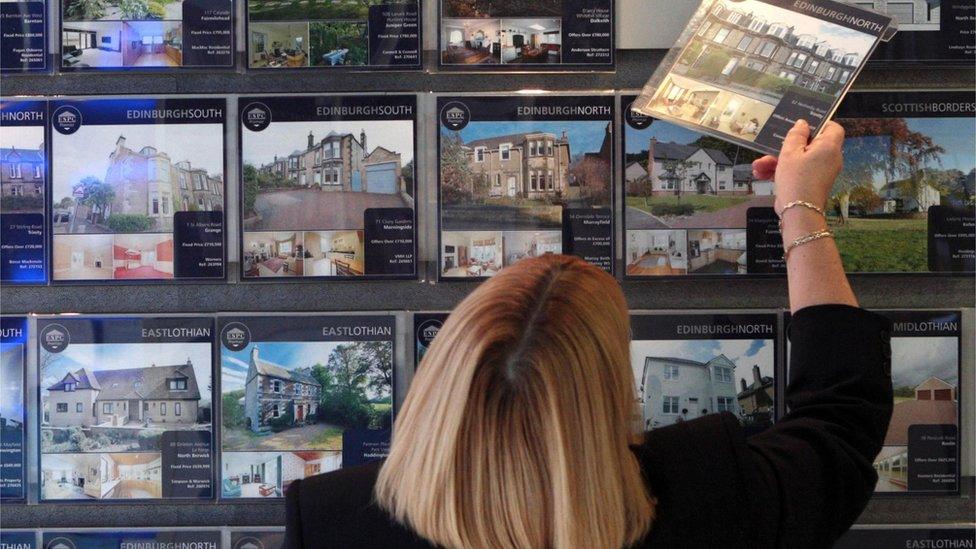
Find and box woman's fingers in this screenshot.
[781,119,810,157]
[752,155,778,180]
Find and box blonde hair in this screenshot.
[375,255,655,549]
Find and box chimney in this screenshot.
[308,131,314,149]
[360,129,367,159]
[740,378,747,392]
[561,130,568,141]
[186,358,192,367]
[116,135,126,151]
[150,363,155,368]
[752,365,761,385]
[251,346,259,363]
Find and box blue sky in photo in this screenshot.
[221,341,347,393]
[631,338,774,389]
[446,121,609,157]
[1,345,24,420]
[902,118,976,172]
[626,120,711,153]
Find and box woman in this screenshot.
[285,119,893,548]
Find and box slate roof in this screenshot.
[1,147,44,163]
[251,352,321,387]
[47,363,201,401]
[650,141,732,165]
[643,354,733,369]
[48,368,100,391]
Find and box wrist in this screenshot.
[781,207,828,242]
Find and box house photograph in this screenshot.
[221,340,392,452]
[62,0,186,21]
[53,125,224,234]
[242,232,305,277]
[1,124,44,214]
[441,231,502,277]
[41,452,162,500]
[440,120,611,229]
[441,19,501,64]
[248,23,310,68]
[303,231,365,277]
[832,115,974,272]
[40,341,212,453]
[874,335,958,492]
[221,451,340,498]
[631,337,774,429]
[112,233,174,279]
[625,230,689,276]
[499,19,560,64]
[248,0,386,21]
[625,117,769,232]
[845,0,941,30]
[443,0,561,18]
[62,22,124,67]
[52,234,114,280]
[687,229,747,274]
[242,120,414,230]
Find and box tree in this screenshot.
[78,176,115,225]
[834,118,915,223]
[221,390,246,428]
[242,164,260,215]
[357,341,392,399]
[892,131,945,212]
[570,157,610,206]
[660,159,695,200]
[56,197,75,209]
[848,185,883,214]
[440,131,477,204]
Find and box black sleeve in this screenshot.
[284,478,304,549]
[746,305,893,548]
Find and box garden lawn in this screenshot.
[222,423,344,451]
[832,217,927,272]
[626,195,751,214]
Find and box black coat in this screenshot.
[285,305,893,548]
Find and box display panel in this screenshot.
[0,0,47,72]
[436,94,614,279]
[438,0,613,70]
[413,312,447,367]
[218,314,395,499]
[848,0,975,64]
[42,530,221,548]
[630,312,778,434]
[1,99,47,284]
[835,526,976,548]
[49,98,227,283]
[37,316,216,502]
[1,316,28,501]
[245,0,420,70]
[230,529,285,549]
[59,0,233,71]
[632,0,894,155]
[0,530,36,548]
[239,95,417,280]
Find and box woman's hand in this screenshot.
[752,119,845,214]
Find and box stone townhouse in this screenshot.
[463,131,573,200]
[1,145,44,202]
[244,346,322,433]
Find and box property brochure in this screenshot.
[230,529,285,549]
[849,0,975,63]
[42,530,221,548]
[621,94,784,278]
[831,91,974,273]
[834,526,976,548]
[218,315,395,499]
[1,316,28,501]
[436,95,614,279]
[0,0,47,72]
[49,98,226,283]
[60,0,233,70]
[37,316,216,502]
[632,0,895,155]
[239,95,416,280]
[1,99,47,284]
[413,312,448,367]
[630,312,778,434]
[245,0,419,69]
[438,0,614,69]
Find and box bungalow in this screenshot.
[636,353,740,429]
[244,346,321,433]
[45,361,201,428]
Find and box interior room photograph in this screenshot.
[41,453,162,500]
[499,19,561,64]
[120,21,183,67]
[303,231,365,277]
[501,231,561,267]
[441,231,502,277]
[626,230,689,276]
[243,232,304,277]
[53,234,114,280]
[249,22,310,68]
[441,19,501,64]
[687,229,747,274]
[41,454,100,499]
[112,234,175,279]
[222,452,341,498]
[62,22,123,67]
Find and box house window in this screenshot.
[530,172,537,191]
[842,53,859,66]
[787,52,807,68]
[716,396,735,412]
[713,27,730,44]
[103,403,113,414]
[547,142,553,156]
[33,164,41,178]
[807,60,820,74]
[179,173,187,189]
[152,196,160,215]
[175,402,181,416]
[160,403,167,416]
[825,66,837,80]
[528,141,536,156]
[547,171,554,190]
[839,70,851,84]
[8,164,22,178]
[168,378,187,391]
[663,364,679,380]
[475,147,486,162]
[758,42,776,58]
[64,382,76,391]
[767,23,787,39]
[815,43,829,56]
[57,403,68,413]
[714,366,733,383]
[721,57,739,76]
[736,36,752,51]
[662,396,679,414]
[76,403,83,413]
[796,35,815,49]
[500,144,511,161]
[272,404,280,418]
[830,51,843,63]
[162,194,170,215]
[727,11,742,24]
[697,20,712,36]
[747,17,765,32]
[271,380,281,393]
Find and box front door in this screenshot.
[128,400,140,422]
[685,397,700,418]
[507,176,517,197]
[296,404,304,422]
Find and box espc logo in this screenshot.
[242,102,272,132]
[440,102,471,131]
[221,322,252,351]
[52,106,83,135]
[40,324,70,353]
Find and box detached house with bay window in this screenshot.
[244,346,322,433]
[636,353,740,429]
[45,361,201,428]
[464,131,573,200]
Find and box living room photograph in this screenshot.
[303,231,365,277]
[626,230,689,276]
[112,233,175,279]
[499,19,560,64]
[53,234,114,280]
[441,19,500,64]
[243,232,304,277]
[222,451,341,498]
[63,22,123,67]
[120,21,183,67]
[41,453,100,500]
[249,22,309,68]
[441,231,502,278]
[501,230,560,267]
[687,229,747,274]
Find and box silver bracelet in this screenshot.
[777,200,826,230]
[783,229,834,261]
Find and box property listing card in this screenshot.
[245,0,419,69]
[831,91,974,274]
[59,0,232,70]
[633,0,894,155]
[1,100,47,284]
[49,98,226,283]
[849,0,975,63]
[438,0,613,70]
[630,312,778,434]
[0,0,47,72]
[835,526,976,548]
[218,314,395,499]
[436,95,614,280]
[239,95,416,280]
[413,312,448,368]
[621,94,784,278]
[42,530,221,549]
[36,316,216,502]
[1,316,28,501]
